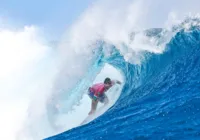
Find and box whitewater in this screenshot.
[1,0,200,140]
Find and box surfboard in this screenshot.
[80,114,95,125]
[80,103,109,125]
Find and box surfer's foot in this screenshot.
[88,110,94,115]
[88,111,92,115]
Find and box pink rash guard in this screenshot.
[89,81,115,97]
[90,83,105,96]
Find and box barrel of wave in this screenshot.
[55,63,124,131]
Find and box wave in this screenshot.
[45,17,200,140]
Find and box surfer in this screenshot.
[88,77,121,115]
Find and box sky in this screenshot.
[0,0,96,39]
[0,0,200,40]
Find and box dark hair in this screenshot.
[104,77,111,84]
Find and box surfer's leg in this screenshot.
[103,95,109,105]
[89,100,98,115]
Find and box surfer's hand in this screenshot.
[93,95,98,101]
[116,81,122,85]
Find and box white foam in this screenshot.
[63,0,153,64]
[0,25,52,140]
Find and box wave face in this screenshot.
[45,17,200,139]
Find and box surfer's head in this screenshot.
[104,77,112,90]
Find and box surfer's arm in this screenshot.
[112,80,121,85]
